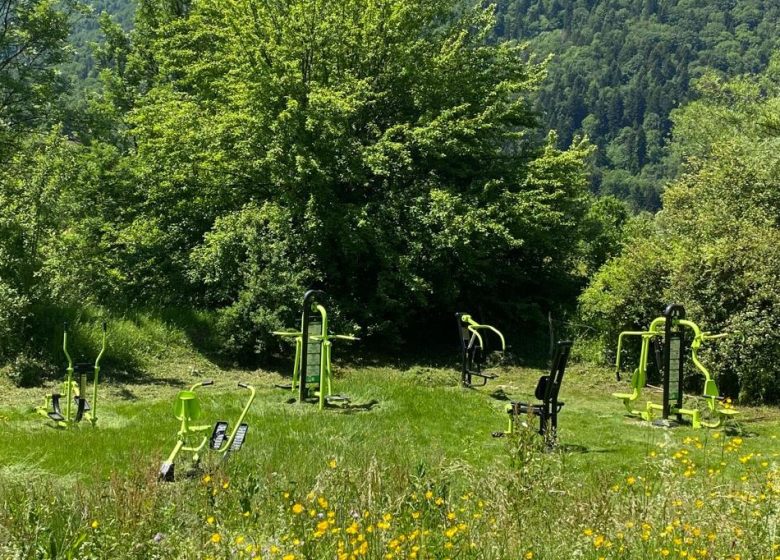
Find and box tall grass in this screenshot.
[0,364,778,559]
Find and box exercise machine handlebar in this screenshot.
[459,314,506,353]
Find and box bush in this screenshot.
[7,353,55,387]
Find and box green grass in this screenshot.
[0,355,778,559]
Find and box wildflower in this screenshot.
[207,516,215,525]
[210,533,221,544]
[447,512,456,520]
[524,553,533,559]
[90,520,99,529]
[425,490,433,499]
[318,496,329,509]
[202,474,212,484]
[329,459,337,468]
[583,528,594,536]
[283,555,295,560]
[593,535,605,548]
[236,536,245,545]
[292,503,305,514]
[626,476,636,485]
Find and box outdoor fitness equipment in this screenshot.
[36,322,106,428]
[493,340,572,446]
[613,304,738,428]
[159,380,256,482]
[273,290,359,409]
[455,312,506,387]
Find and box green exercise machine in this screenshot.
[455,312,505,387]
[613,304,738,428]
[159,380,256,481]
[36,322,106,428]
[274,290,359,409]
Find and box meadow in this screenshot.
[0,332,778,560]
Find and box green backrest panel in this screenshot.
[174,390,201,421]
[306,318,322,379]
[703,379,719,398]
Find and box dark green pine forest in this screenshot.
[1,0,779,403]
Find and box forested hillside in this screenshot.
[60,0,134,89]
[494,0,780,210]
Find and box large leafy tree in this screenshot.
[0,0,83,157]
[85,0,594,357]
[0,0,87,355]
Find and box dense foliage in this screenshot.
[494,0,780,210]
[1,0,607,366]
[1,0,778,403]
[580,59,780,402]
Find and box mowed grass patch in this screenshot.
[0,359,778,559]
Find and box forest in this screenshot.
[1,0,778,404]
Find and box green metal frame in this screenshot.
[274,290,359,409]
[159,380,256,481]
[613,305,738,428]
[456,312,506,387]
[36,322,106,428]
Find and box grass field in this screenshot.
[0,347,778,559]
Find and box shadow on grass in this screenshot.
[555,443,612,454]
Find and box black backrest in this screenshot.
[541,340,572,405]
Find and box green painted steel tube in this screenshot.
[91,322,107,426]
[218,383,256,453]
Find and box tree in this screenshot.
[580,55,780,403]
[0,0,83,159]
[92,0,594,357]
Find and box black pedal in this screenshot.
[326,394,349,403]
[48,412,65,422]
[229,423,248,452]
[51,394,62,416]
[159,462,175,482]
[210,421,229,450]
[72,396,91,411]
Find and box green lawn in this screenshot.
[0,357,778,559]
